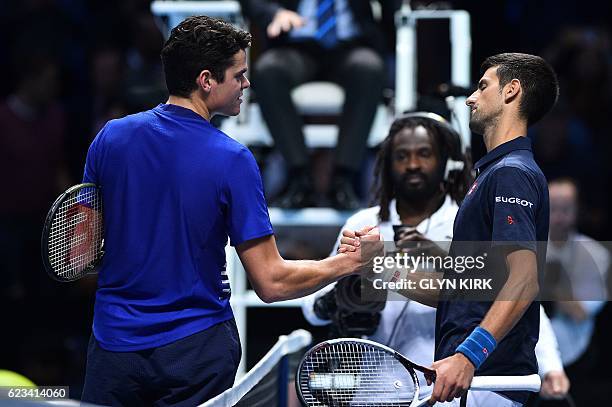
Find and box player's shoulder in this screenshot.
[214,133,257,166]
[489,154,546,187]
[99,110,152,142]
[108,109,151,128]
[496,149,545,178]
[218,131,252,155]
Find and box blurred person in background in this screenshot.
[122,11,167,113]
[0,51,69,302]
[90,45,128,135]
[538,178,609,406]
[0,50,73,389]
[239,0,399,209]
[536,28,612,240]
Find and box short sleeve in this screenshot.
[488,166,539,250]
[222,147,273,246]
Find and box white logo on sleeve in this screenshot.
[495,196,534,208]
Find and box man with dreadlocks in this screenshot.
[302,110,470,388]
[303,111,566,406]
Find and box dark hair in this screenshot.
[481,53,559,126]
[161,16,251,98]
[371,114,473,222]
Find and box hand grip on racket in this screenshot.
[41,183,104,282]
[296,338,541,407]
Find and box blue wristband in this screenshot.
[455,326,497,369]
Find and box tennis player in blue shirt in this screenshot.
[80,16,378,406]
[340,53,559,406]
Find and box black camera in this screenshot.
[393,224,417,243]
[313,275,386,338]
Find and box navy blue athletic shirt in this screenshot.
[435,137,549,403]
[83,104,273,351]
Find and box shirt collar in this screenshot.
[155,103,209,122]
[474,136,532,174]
[389,195,456,231]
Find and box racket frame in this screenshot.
[296,337,541,407]
[296,337,435,407]
[41,182,104,282]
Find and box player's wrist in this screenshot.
[455,326,497,370]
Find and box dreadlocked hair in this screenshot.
[371,115,473,222]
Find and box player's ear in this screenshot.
[503,79,521,103]
[197,69,214,93]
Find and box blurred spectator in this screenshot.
[535,28,612,239]
[541,178,609,406]
[0,51,69,302]
[90,45,128,135]
[544,28,612,132]
[122,11,167,113]
[239,0,399,209]
[531,102,606,236]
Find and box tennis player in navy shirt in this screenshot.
[340,53,559,406]
[81,16,378,406]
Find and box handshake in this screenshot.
[336,226,384,276]
[337,226,380,254]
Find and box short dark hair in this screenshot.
[161,16,251,98]
[372,114,473,222]
[481,53,559,126]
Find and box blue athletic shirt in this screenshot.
[435,137,549,404]
[83,104,274,351]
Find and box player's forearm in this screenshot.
[257,254,357,303]
[481,249,539,341]
[392,271,442,308]
[481,298,534,342]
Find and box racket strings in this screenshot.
[47,187,103,280]
[300,341,417,406]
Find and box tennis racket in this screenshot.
[296,338,541,407]
[41,183,104,282]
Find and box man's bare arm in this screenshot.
[426,248,540,404]
[481,248,539,341]
[237,231,380,303]
[395,271,441,308]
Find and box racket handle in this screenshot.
[470,374,541,392]
[412,374,541,407]
[413,398,431,407]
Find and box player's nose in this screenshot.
[466,92,477,106]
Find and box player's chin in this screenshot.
[468,117,485,135]
[223,105,242,117]
[231,99,243,115]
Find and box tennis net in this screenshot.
[199,329,312,407]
